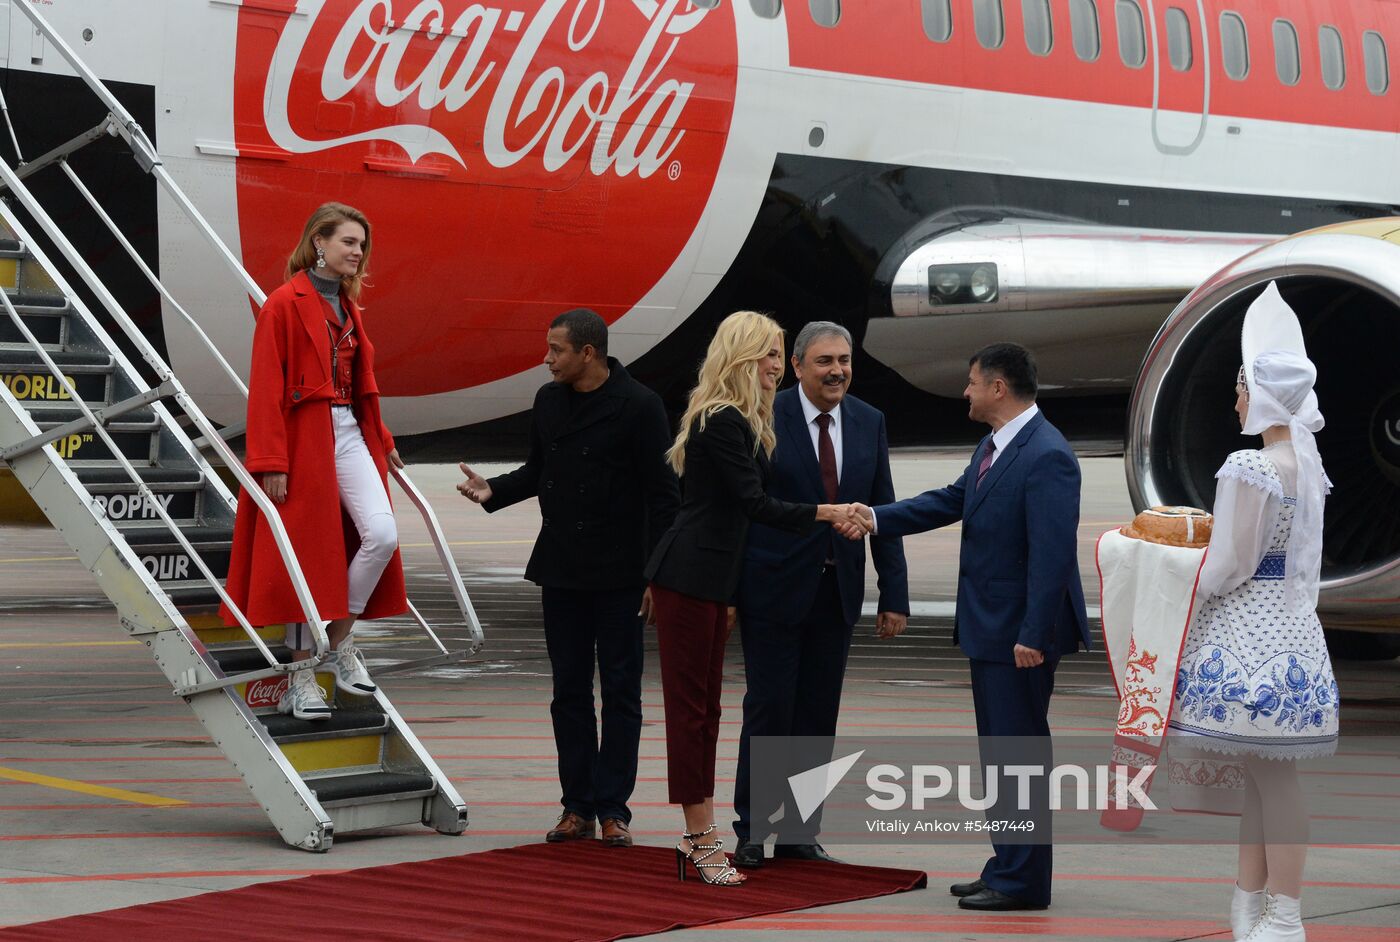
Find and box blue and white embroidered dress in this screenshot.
[1167,447,1339,759]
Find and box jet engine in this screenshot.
[1127,220,1400,632]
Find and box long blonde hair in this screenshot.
[285,202,372,301]
[667,311,783,476]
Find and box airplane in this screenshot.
[1,0,1396,640]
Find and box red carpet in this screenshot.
[1,841,926,941]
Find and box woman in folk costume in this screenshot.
[1166,283,1338,942]
[222,202,407,720]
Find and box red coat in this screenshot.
[221,272,408,627]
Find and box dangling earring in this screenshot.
[315,246,326,269]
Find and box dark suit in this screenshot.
[733,388,909,843]
[874,408,1089,906]
[645,405,816,804]
[483,358,678,824]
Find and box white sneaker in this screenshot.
[1241,892,1304,942]
[1232,884,1268,939]
[278,669,331,721]
[329,640,376,695]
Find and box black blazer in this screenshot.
[484,358,679,590]
[644,405,816,603]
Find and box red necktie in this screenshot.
[816,413,838,502]
[976,439,997,489]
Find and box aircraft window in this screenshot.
[750,0,782,16]
[1022,0,1052,55]
[1070,0,1100,61]
[974,0,1004,49]
[1273,19,1300,86]
[1220,11,1249,80]
[1166,7,1192,71]
[691,0,720,7]
[1364,31,1389,95]
[810,0,839,27]
[922,0,952,42]
[1319,26,1345,90]
[1115,1,1146,68]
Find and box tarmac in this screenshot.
[0,453,1397,940]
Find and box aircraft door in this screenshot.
[1149,0,1209,155]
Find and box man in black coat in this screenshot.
[458,309,679,848]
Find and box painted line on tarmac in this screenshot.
[0,640,139,649]
[699,914,1395,940]
[0,766,188,807]
[0,868,345,884]
[0,555,79,564]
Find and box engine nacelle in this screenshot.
[1127,220,1400,627]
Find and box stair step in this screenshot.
[122,524,234,547]
[0,350,114,405]
[0,349,112,367]
[33,404,158,426]
[210,644,292,674]
[308,771,435,805]
[260,711,389,742]
[119,524,233,583]
[0,293,70,310]
[75,466,205,486]
[0,311,65,346]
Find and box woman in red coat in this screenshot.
[222,202,407,719]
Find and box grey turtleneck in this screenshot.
[307,270,348,325]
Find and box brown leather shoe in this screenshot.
[600,818,634,847]
[546,811,595,842]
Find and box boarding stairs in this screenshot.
[0,4,483,851]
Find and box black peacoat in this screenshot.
[483,358,679,591]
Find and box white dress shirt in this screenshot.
[799,388,843,484]
[987,403,1039,466]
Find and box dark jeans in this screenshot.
[733,566,853,843]
[969,656,1058,906]
[541,586,644,824]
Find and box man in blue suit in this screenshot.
[851,342,1090,911]
[731,322,909,869]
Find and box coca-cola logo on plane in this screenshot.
[234,0,738,394]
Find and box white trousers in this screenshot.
[286,405,398,651]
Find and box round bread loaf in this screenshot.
[1120,506,1213,546]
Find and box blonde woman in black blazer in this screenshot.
[644,310,864,886]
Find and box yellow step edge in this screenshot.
[195,623,285,644]
[281,734,383,774]
[0,258,17,291]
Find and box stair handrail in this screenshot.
[0,160,332,674]
[12,0,484,660]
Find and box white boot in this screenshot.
[1242,892,1304,942]
[1231,884,1267,940]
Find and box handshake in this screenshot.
[821,502,875,540]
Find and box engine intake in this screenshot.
[1127,222,1400,622]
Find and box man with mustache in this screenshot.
[730,321,909,868]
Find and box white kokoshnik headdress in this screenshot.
[1237,281,1331,607]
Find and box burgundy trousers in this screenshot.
[651,583,729,805]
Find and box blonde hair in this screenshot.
[285,202,372,301]
[667,311,783,476]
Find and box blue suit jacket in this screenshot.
[873,411,1091,664]
[738,389,909,626]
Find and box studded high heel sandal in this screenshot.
[674,824,745,886]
